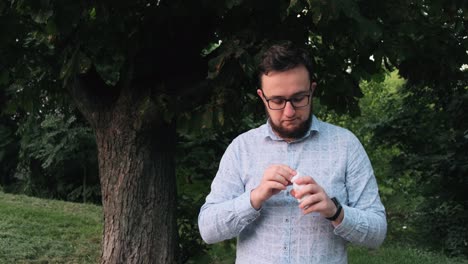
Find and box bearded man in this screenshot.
[198,42,387,264]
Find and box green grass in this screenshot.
[349,244,468,264]
[0,191,102,263]
[1,191,467,263]
[198,241,468,264]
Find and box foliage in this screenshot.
[0,117,19,187]
[314,72,421,243]
[373,7,468,256]
[3,0,448,131]
[318,66,468,257]
[176,102,265,262]
[1,0,467,261]
[373,77,468,256]
[13,109,100,203]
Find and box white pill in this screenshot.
[291,171,310,203]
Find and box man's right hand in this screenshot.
[250,165,296,210]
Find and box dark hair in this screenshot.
[258,41,313,87]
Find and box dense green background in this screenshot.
[1,0,467,262]
[2,72,467,262]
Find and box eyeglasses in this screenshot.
[261,90,312,110]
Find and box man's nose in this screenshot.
[283,101,296,116]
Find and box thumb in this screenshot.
[295,176,316,185]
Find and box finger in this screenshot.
[266,165,293,181]
[268,164,293,172]
[304,201,329,214]
[275,166,296,181]
[302,204,320,215]
[277,174,290,185]
[290,189,296,197]
[268,181,288,191]
[298,194,321,209]
[266,173,289,186]
[300,194,326,213]
[278,164,296,174]
[293,175,317,185]
[295,183,321,198]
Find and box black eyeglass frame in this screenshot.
[261,89,312,110]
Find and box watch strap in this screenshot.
[326,197,342,221]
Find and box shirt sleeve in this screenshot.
[198,139,261,244]
[333,132,388,248]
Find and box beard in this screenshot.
[268,107,313,140]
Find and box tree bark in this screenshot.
[70,70,178,264]
[96,118,178,264]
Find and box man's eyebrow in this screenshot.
[273,90,310,98]
[291,90,310,96]
[266,89,310,99]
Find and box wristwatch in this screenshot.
[326,197,342,221]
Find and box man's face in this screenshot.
[257,65,316,141]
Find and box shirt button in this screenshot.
[285,218,289,223]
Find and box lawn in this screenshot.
[0,191,466,263]
[349,244,468,264]
[0,191,102,263]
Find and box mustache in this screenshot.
[269,114,312,140]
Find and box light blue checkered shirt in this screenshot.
[198,116,387,263]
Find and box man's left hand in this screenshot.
[290,176,344,225]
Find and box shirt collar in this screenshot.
[263,115,320,141]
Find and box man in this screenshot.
[198,42,387,263]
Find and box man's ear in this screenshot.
[310,82,317,95]
[257,89,263,99]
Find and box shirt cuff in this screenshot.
[333,205,360,238]
[234,191,261,225]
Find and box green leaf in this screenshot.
[94,54,124,86]
[89,7,96,20]
[66,116,77,126]
[201,41,221,57]
[60,48,79,83]
[45,20,58,35]
[287,0,301,16]
[238,52,255,78]
[225,0,244,9]
[31,9,53,24]
[78,52,92,74]
[289,0,298,9]
[217,109,225,126]
[308,1,323,24]
[201,107,213,129]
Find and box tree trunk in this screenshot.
[70,71,178,263]
[96,120,178,264]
